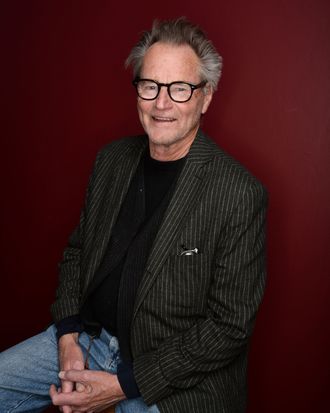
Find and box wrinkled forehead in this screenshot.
[140,42,202,82]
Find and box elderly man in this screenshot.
[0,18,267,413]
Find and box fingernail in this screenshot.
[58,371,65,379]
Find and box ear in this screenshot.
[201,84,213,114]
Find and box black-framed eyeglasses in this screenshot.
[132,78,207,103]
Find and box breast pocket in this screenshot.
[159,253,211,316]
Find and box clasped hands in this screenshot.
[50,333,125,413]
[49,368,125,413]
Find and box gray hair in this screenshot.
[126,17,223,91]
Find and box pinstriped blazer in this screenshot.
[51,130,267,413]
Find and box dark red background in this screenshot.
[1,1,329,412]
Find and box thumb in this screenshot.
[59,369,87,382]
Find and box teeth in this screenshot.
[153,116,175,121]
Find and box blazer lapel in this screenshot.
[132,130,216,320]
[82,137,148,297]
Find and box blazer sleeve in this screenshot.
[50,150,102,323]
[50,136,145,322]
[133,181,268,404]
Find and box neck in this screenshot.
[149,145,188,161]
[149,133,196,161]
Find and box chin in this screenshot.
[148,132,180,147]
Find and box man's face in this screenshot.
[137,42,213,158]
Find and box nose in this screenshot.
[155,86,173,109]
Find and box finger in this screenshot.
[61,380,74,413]
[62,376,74,394]
[49,384,58,400]
[50,386,71,413]
[51,389,87,406]
[56,388,64,413]
[76,382,86,392]
[59,369,89,383]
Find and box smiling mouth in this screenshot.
[152,116,176,123]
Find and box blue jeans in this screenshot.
[0,325,159,413]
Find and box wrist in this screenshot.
[59,332,79,345]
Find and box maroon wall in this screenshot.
[1,1,329,412]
